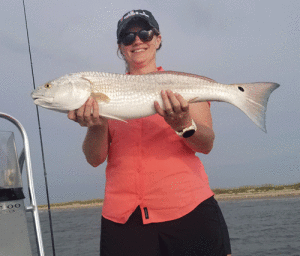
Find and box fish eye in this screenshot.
[45,83,52,89]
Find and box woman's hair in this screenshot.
[117,27,162,73]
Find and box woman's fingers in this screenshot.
[161,90,173,115]
[83,98,94,125]
[68,97,104,127]
[175,93,189,112]
[155,90,175,117]
[68,110,77,121]
[91,100,102,126]
[154,90,192,131]
[166,90,181,113]
[154,101,164,116]
[157,90,189,116]
[75,99,88,125]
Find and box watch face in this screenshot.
[183,129,195,138]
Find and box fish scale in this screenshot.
[31,71,280,132]
[84,73,217,118]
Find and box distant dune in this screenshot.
[38,183,300,209]
[213,182,300,201]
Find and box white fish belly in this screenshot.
[98,93,160,119]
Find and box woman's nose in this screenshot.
[133,35,143,44]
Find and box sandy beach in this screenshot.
[214,188,300,201]
[38,186,300,210]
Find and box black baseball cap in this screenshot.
[117,10,159,43]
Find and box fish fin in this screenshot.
[147,71,216,83]
[81,73,112,87]
[188,97,203,103]
[82,75,111,103]
[91,92,111,103]
[99,113,127,122]
[81,76,93,85]
[229,82,280,133]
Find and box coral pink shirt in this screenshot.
[102,67,214,224]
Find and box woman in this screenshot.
[68,9,231,256]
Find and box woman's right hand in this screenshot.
[68,97,107,128]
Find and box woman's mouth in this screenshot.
[132,49,146,53]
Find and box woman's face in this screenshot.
[119,25,161,69]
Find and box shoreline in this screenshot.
[214,188,300,201]
[38,187,300,210]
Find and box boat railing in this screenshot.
[0,112,45,256]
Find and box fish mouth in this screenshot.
[32,96,54,105]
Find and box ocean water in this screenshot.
[27,197,300,256]
[219,197,300,256]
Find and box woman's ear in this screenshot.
[118,44,124,56]
[155,35,162,49]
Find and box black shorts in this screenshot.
[100,196,231,256]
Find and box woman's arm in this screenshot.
[154,90,215,154]
[183,102,215,154]
[82,124,109,167]
[68,97,110,167]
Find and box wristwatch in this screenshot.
[175,119,197,138]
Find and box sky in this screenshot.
[0,0,299,205]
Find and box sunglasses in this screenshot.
[120,29,157,46]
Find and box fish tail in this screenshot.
[229,82,280,132]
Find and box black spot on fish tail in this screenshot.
[238,86,244,92]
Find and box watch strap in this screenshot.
[175,119,197,138]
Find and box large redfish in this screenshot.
[31,71,280,132]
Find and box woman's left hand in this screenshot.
[154,90,192,132]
